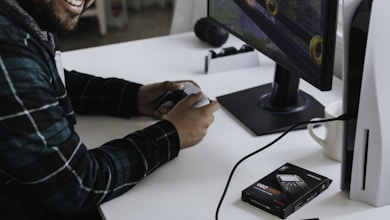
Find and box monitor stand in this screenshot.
[217,64,324,136]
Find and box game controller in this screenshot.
[155,82,210,111]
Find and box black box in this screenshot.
[242,163,332,219]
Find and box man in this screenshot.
[0,0,220,219]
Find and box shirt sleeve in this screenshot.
[65,69,142,118]
[0,41,181,214]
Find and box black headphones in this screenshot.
[194,17,229,47]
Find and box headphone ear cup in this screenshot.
[194,17,210,42]
[205,24,229,47]
[194,17,229,47]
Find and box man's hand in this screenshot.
[165,93,220,149]
[137,80,220,148]
[137,80,198,118]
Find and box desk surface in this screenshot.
[62,33,388,220]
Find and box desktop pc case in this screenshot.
[342,0,390,206]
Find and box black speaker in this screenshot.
[194,17,229,47]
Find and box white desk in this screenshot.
[62,33,388,220]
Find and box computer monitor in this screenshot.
[208,0,338,136]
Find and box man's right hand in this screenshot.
[165,93,220,149]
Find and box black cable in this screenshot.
[215,112,357,220]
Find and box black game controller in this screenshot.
[155,82,210,111]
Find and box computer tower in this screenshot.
[342,0,390,206]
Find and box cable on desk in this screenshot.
[215,112,357,220]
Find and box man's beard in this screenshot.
[17,0,82,33]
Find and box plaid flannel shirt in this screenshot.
[0,5,180,220]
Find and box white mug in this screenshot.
[307,101,343,162]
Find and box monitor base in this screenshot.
[217,83,324,136]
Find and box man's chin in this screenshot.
[45,16,80,34]
[62,26,80,34]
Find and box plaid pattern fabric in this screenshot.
[0,10,180,220]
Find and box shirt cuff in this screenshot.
[139,120,181,162]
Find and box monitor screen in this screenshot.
[208,0,337,90]
[208,0,338,136]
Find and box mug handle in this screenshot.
[307,118,327,148]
